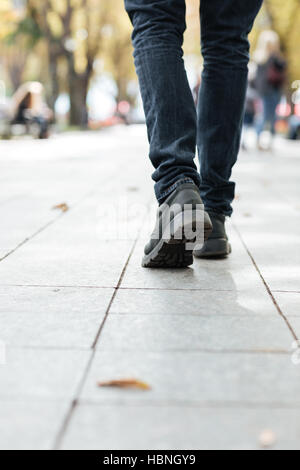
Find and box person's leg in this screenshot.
[125,0,212,268]
[256,97,267,137]
[197,0,263,216]
[124,0,200,204]
[269,91,281,136]
[34,116,49,139]
[256,96,268,149]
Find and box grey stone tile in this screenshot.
[0,196,58,260]
[80,351,300,405]
[262,267,300,292]
[0,286,113,348]
[111,287,275,316]
[121,240,263,291]
[0,206,134,287]
[274,292,300,342]
[121,221,267,292]
[0,132,133,261]
[61,404,300,450]
[273,292,300,317]
[97,314,292,352]
[0,131,151,288]
[0,401,68,450]
[0,349,90,401]
[232,205,300,292]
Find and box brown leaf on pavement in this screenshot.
[97,378,151,390]
[52,203,69,213]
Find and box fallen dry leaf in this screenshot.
[52,203,69,213]
[97,378,151,390]
[259,429,277,449]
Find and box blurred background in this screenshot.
[0,0,299,142]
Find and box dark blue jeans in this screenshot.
[125,0,263,216]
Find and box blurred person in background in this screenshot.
[288,82,300,140]
[288,114,300,140]
[241,63,259,150]
[254,30,287,150]
[124,0,263,268]
[11,82,53,139]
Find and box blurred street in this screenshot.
[0,126,300,450]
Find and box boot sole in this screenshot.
[194,238,232,259]
[142,210,212,268]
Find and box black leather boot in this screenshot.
[142,182,212,268]
[193,211,231,259]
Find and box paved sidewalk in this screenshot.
[0,126,300,450]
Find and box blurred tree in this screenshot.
[101,2,135,103]
[0,0,30,91]
[2,40,29,91]
[249,0,300,108]
[185,0,300,95]
[185,0,200,56]
[2,0,298,126]
[264,0,300,93]
[22,0,112,126]
[0,1,20,41]
[3,0,136,125]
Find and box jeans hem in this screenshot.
[157,178,196,204]
[205,206,233,218]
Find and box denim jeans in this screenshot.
[125,0,263,216]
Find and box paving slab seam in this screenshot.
[272,290,300,294]
[1,346,292,354]
[0,216,64,264]
[117,287,239,292]
[232,222,298,341]
[0,284,118,289]
[0,284,238,292]
[52,202,152,450]
[78,400,300,409]
[95,347,291,354]
[3,346,91,352]
[52,241,138,450]
[0,188,97,264]
[108,312,290,319]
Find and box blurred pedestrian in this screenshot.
[288,114,300,140]
[241,63,259,150]
[241,82,259,150]
[124,0,263,268]
[253,30,287,150]
[11,82,53,139]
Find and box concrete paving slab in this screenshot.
[80,351,300,405]
[61,403,300,450]
[0,286,114,348]
[97,314,292,352]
